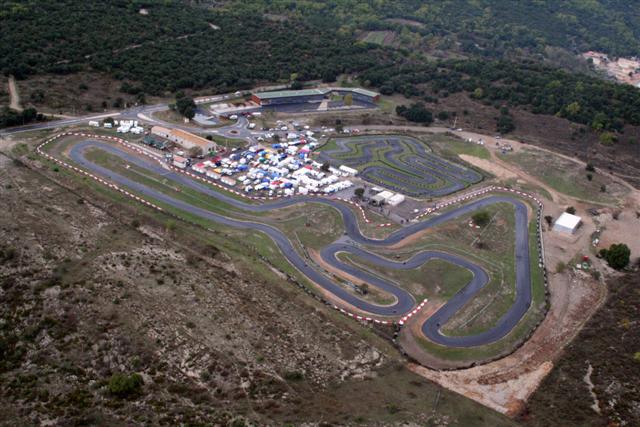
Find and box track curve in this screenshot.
[67,139,533,347]
[319,135,483,197]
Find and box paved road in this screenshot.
[69,140,533,347]
[0,89,265,140]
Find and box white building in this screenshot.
[339,165,358,176]
[371,190,394,205]
[387,194,405,207]
[553,212,582,234]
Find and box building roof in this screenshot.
[151,125,171,135]
[339,87,379,97]
[554,212,582,230]
[253,87,380,100]
[389,194,405,202]
[372,190,395,202]
[170,128,213,149]
[254,89,330,100]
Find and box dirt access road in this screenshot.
[361,123,637,417]
[8,75,21,111]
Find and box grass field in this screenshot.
[500,148,629,205]
[83,148,254,213]
[425,134,491,160]
[368,201,517,337]
[339,253,473,302]
[411,199,546,364]
[360,31,396,46]
[41,136,545,366]
[7,141,522,426]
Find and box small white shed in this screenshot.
[553,212,582,234]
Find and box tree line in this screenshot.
[0,1,383,96]
[0,107,46,129]
[361,58,640,132]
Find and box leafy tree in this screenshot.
[396,103,433,124]
[0,107,45,129]
[566,206,576,214]
[564,101,581,118]
[544,215,553,226]
[321,161,330,172]
[321,69,338,83]
[354,187,365,199]
[599,243,631,270]
[591,112,609,131]
[599,132,617,146]
[472,88,484,99]
[358,283,369,295]
[496,108,516,133]
[175,94,196,119]
[108,373,144,398]
[472,211,491,226]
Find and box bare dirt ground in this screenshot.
[522,267,640,427]
[459,154,518,181]
[409,266,605,416]
[358,124,637,417]
[8,75,21,111]
[0,135,520,426]
[5,117,637,422]
[594,190,640,262]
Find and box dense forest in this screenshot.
[0,1,383,94]
[222,0,640,57]
[3,0,640,134]
[361,59,640,131]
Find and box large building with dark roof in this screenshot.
[251,87,379,106]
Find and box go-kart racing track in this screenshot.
[319,135,483,198]
[37,132,544,351]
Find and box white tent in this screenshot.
[553,212,582,234]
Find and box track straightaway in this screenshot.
[67,139,533,348]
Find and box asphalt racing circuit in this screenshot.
[319,135,483,197]
[54,137,536,349]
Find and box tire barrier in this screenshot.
[38,133,549,351]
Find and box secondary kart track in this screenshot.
[319,135,483,198]
[38,133,540,350]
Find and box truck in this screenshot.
[88,120,99,127]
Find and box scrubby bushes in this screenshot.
[396,103,433,124]
[107,373,144,398]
